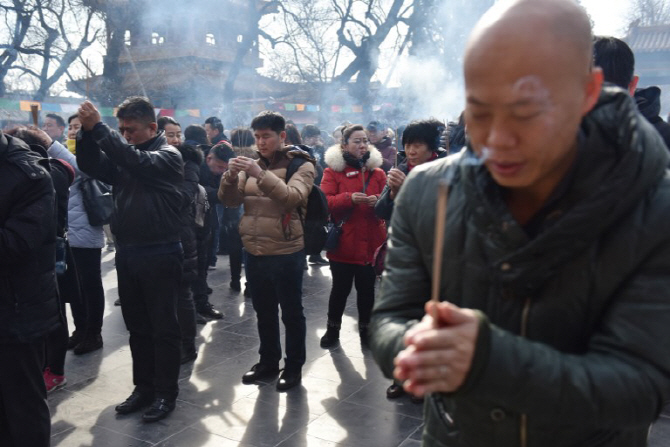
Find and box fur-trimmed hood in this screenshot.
[324,144,383,172]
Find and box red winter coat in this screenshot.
[321,145,387,265]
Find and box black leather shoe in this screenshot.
[142,398,176,423]
[386,383,405,399]
[67,330,83,350]
[73,334,103,355]
[242,363,279,384]
[115,391,153,414]
[276,369,301,391]
[197,303,223,320]
[320,327,340,348]
[308,254,329,265]
[230,279,241,291]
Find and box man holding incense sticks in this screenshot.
[370,0,670,446]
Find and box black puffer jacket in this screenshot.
[76,124,185,246]
[0,134,60,343]
[635,86,670,151]
[371,88,670,446]
[178,144,204,281]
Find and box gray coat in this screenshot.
[47,141,104,249]
[370,88,670,447]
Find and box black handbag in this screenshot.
[324,218,347,250]
[79,177,113,226]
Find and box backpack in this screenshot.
[285,152,329,255]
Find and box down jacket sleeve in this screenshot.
[255,161,314,212]
[218,171,247,208]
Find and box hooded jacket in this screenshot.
[218,146,315,256]
[77,124,186,247]
[321,145,387,265]
[635,86,670,151]
[0,134,60,343]
[370,88,670,447]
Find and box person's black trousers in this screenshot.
[177,280,196,355]
[226,209,243,281]
[0,338,50,447]
[116,245,183,400]
[327,261,376,327]
[192,225,212,308]
[70,247,105,336]
[246,250,306,371]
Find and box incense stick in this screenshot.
[430,180,449,321]
[30,105,39,127]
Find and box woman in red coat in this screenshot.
[319,124,387,348]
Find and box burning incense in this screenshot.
[430,180,449,321]
[30,104,39,126]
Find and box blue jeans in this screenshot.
[246,250,306,371]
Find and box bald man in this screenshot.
[370,0,670,446]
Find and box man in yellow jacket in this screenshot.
[219,111,315,391]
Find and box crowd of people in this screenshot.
[3,0,670,445]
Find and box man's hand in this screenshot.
[387,168,406,199]
[365,195,378,207]
[393,301,480,397]
[351,192,368,205]
[230,156,262,178]
[77,101,102,132]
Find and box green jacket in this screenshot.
[370,88,670,447]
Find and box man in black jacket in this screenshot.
[77,97,185,423]
[0,131,60,446]
[593,36,670,150]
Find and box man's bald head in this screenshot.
[466,0,593,79]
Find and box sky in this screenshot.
[581,0,631,36]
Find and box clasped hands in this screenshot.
[394,301,480,397]
[387,168,406,199]
[351,192,377,207]
[77,101,102,132]
[228,156,262,179]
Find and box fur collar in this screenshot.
[324,144,383,172]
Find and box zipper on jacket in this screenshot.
[519,296,532,447]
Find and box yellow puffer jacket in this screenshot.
[218,147,315,256]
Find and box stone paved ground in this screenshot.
[49,250,670,446]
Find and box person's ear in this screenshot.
[628,75,639,96]
[149,122,158,133]
[582,67,604,117]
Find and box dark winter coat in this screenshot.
[76,124,185,246]
[0,133,61,343]
[370,88,670,447]
[321,145,387,265]
[375,151,448,222]
[374,136,397,173]
[635,86,670,151]
[178,144,204,281]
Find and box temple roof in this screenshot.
[627,24,670,53]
